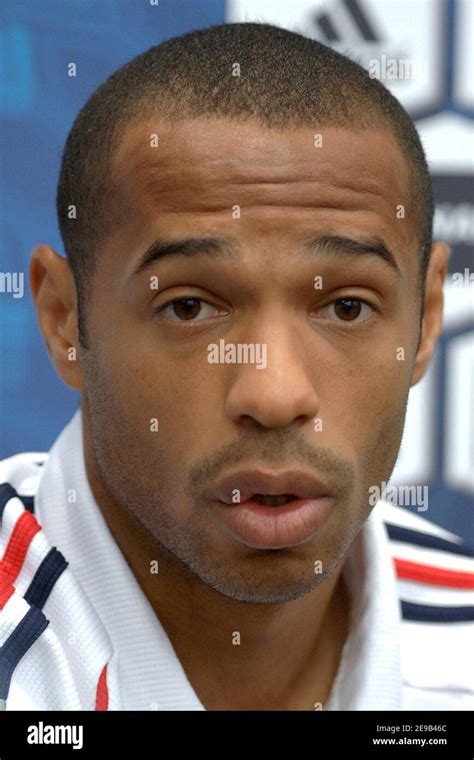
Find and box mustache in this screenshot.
[187,430,355,495]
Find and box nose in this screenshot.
[224,324,320,429]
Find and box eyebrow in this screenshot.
[132,232,400,277]
[302,234,400,275]
[133,237,238,276]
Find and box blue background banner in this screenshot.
[0,0,225,455]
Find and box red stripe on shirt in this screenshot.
[394,557,474,589]
[0,568,15,609]
[95,664,109,710]
[0,511,41,585]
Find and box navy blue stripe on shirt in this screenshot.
[0,483,18,522]
[401,600,474,623]
[0,483,35,520]
[24,548,68,610]
[19,495,35,514]
[0,606,49,700]
[385,522,474,558]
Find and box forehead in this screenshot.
[110,117,412,216]
[102,117,417,290]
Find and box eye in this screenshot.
[157,297,223,322]
[316,298,374,323]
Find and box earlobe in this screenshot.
[411,241,451,387]
[29,244,85,391]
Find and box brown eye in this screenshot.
[171,298,202,320]
[333,299,362,321]
[158,297,224,323]
[313,297,374,324]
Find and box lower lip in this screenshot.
[215,497,334,550]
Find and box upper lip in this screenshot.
[211,469,333,505]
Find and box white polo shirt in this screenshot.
[1,410,473,710]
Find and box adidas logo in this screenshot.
[312,0,380,43]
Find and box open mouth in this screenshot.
[250,494,297,506]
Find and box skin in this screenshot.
[30,117,449,710]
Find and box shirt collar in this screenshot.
[324,504,402,709]
[35,408,205,710]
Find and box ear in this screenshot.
[29,244,85,390]
[411,241,451,387]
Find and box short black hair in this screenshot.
[56,22,434,347]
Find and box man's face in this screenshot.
[80,118,419,603]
